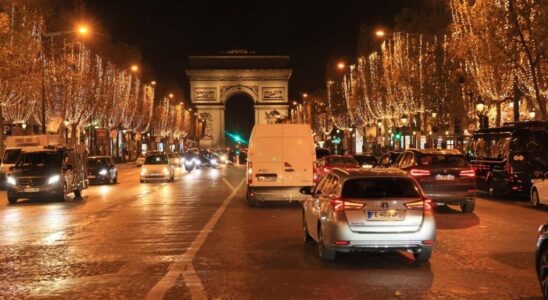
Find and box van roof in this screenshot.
[252,124,312,137]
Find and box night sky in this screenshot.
[83,0,420,98]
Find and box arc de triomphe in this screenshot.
[185,52,292,147]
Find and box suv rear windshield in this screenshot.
[15,151,62,170]
[326,157,358,165]
[2,149,22,164]
[418,154,466,167]
[145,155,168,164]
[342,178,421,198]
[87,158,111,167]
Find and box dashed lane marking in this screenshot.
[145,178,245,300]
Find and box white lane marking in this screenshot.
[222,178,235,190]
[146,179,245,300]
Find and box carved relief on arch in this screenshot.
[220,85,259,103]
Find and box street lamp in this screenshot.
[375,29,386,38]
[431,112,437,118]
[130,64,139,72]
[337,62,346,70]
[401,114,409,125]
[529,110,536,120]
[476,98,488,129]
[40,24,91,134]
[151,81,157,86]
[169,93,174,99]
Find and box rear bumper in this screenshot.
[141,174,169,181]
[424,190,475,205]
[247,185,311,202]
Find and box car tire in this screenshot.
[303,213,314,244]
[532,188,541,207]
[7,196,17,204]
[58,183,68,202]
[537,244,548,298]
[113,174,118,184]
[460,198,475,213]
[318,227,336,261]
[488,178,497,198]
[74,185,82,199]
[414,247,432,262]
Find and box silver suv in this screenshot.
[301,168,436,262]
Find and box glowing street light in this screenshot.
[130,64,139,72]
[337,62,346,70]
[151,81,157,86]
[78,25,89,36]
[375,29,386,38]
[303,93,308,98]
[529,110,536,120]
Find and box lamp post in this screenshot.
[40,25,90,134]
[476,98,488,129]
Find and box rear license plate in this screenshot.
[256,175,277,182]
[24,188,39,193]
[88,175,96,179]
[366,210,405,221]
[435,174,455,181]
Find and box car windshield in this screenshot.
[15,151,62,170]
[354,156,376,165]
[418,154,466,167]
[326,156,358,165]
[145,155,168,164]
[2,149,22,164]
[342,178,421,198]
[87,158,110,167]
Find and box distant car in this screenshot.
[378,151,402,168]
[140,154,174,183]
[531,171,548,207]
[167,153,182,167]
[536,223,548,298]
[301,168,436,262]
[136,155,145,167]
[86,156,118,184]
[353,154,377,168]
[394,149,476,213]
[316,155,360,177]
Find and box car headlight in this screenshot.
[210,159,217,165]
[141,168,148,176]
[163,168,170,175]
[6,176,16,186]
[99,169,108,176]
[48,175,60,185]
[185,160,193,166]
[194,158,201,165]
[220,155,227,162]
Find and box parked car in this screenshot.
[246,124,317,206]
[353,154,378,168]
[301,168,435,262]
[536,223,548,298]
[140,154,174,183]
[394,149,476,213]
[467,121,547,197]
[6,147,88,203]
[86,156,118,184]
[316,155,360,177]
[531,171,548,207]
[378,151,402,168]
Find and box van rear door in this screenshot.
[252,137,283,186]
[282,126,314,186]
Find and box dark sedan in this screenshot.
[86,156,118,184]
[394,149,476,213]
[537,223,548,299]
[353,154,377,168]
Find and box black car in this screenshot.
[378,151,402,168]
[6,148,88,203]
[536,223,548,298]
[86,156,118,184]
[353,154,378,168]
[394,149,476,213]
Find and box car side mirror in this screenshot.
[300,186,313,195]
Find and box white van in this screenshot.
[246,124,317,206]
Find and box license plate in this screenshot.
[257,175,277,182]
[435,174,455,181]
[24,188,39,193]
[88,175,96,179]
[366,210,405,221]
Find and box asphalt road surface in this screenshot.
[0,165,545,299]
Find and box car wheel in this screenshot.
[7,196,17,204]
[108,174,114,184]
[532,188,541,207]
[414,247,432,262]
[318,227,336,261]
[302,212,314,244]
[538,245,548,299]
[247,195,257,207]
[113,173,118,184]
[460,198,475,213]
[488,178,496,198]
[58,183,68,202]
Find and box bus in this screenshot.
[466,121,547,197]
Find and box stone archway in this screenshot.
[224,93,255,147]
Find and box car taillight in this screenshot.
[405,198,433,211]
[330,198,365,212]
[459,169,475,177]
[313,163,319,183]
[323,167,330,173]
[410,169,431,177]
[247,162,253,184]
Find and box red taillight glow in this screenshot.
[410,169,431,177]
[422,240,435,245]
[323,167,330,173]
[405,198,433,211]
[247,162,253,184]
[459,169,475,177]
[330,198,365,212]
[335,240,350,245]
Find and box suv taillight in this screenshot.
[405,198,433,211]
[410,169,431,177]
[459,169,475,177]
[330,198,365,212]
[247,162,252,184]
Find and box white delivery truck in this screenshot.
[1,135,64,188]
[246,124,317,206]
